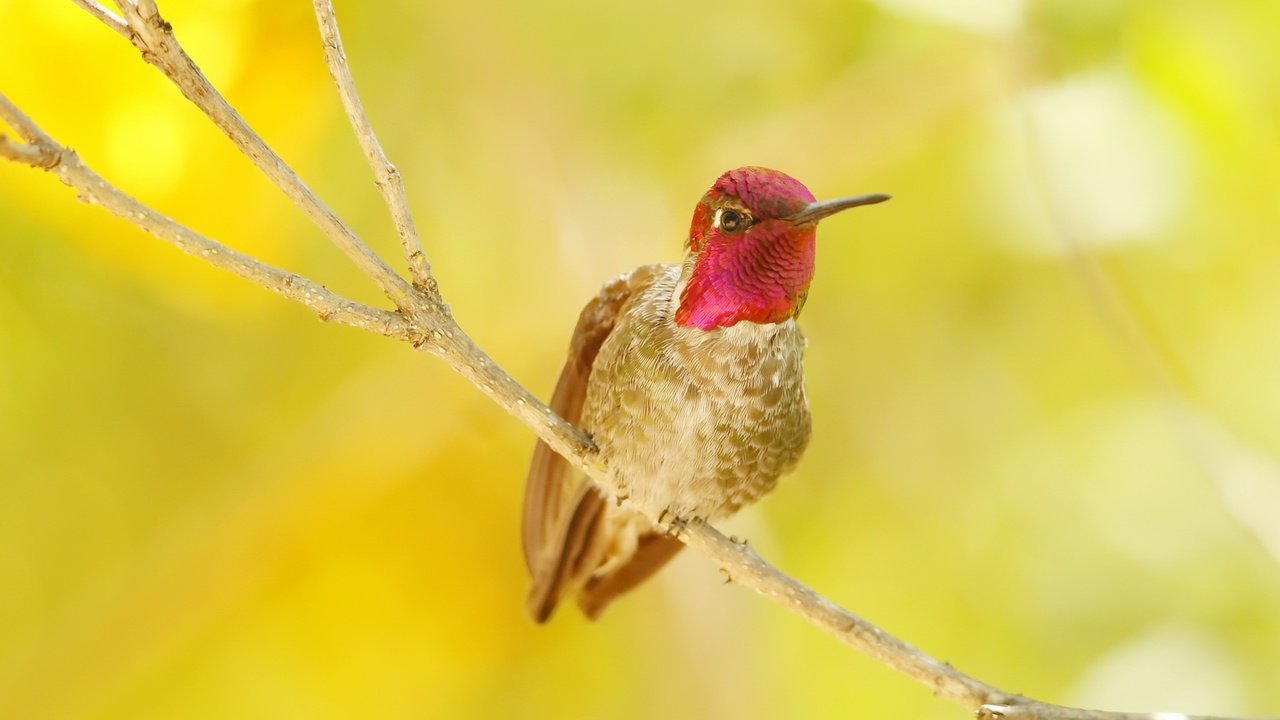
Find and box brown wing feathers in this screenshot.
[522,272,641,621]
[578,531,684,620]
[523,266,687,622]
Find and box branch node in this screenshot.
[410,332,432,350]
[0,134,61,170]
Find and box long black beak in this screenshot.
[787,193,891,225]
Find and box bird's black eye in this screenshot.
[719,209,744,232]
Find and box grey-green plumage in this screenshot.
[522,262,811,621]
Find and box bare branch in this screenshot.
[679,523,1008,706]
[1012,104,1280,567]
[0,93,409,338]
[0,134,57,168]
[69,0,132,40]
[683,525,1271,720]
[97,0,419,309]
[431,330,600,466]
[0,91,45,143]
[977,704,1257,720]
[312,0,436,300]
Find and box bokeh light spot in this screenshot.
[103,99,189,198]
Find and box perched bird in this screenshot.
[522,167,889,621]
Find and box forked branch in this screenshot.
[72,0,417,308]
[0,95,404,336]
[69,0,130,39]
[313,0,437,299]
[0,3,1270,720]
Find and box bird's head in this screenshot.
[675,166,889,330]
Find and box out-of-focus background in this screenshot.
[2,0,1278,718]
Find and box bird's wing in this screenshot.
[522,264,682,622]
[521,270,641,573]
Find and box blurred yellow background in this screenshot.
[2,0,1279,718]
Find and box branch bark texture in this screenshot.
[0,4,1271,720]
[85,0,418,308]
[312,0,437,299]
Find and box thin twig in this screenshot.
[0,133,58,168]
[102,0,419,310]
[311,0,437,299]
[1013,103,1280,566]
[69,0,132,40]
[0,94,409,338]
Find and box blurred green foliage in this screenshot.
[1,0,1278,718]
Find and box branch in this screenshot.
[1012,103,1280,566]
[69,0,131,40]
[4,5,1274,720]
[1,132,58,168]
[80,0,419,309]
[312,0,436,300]
[0,94,407,337]
[680,525,1269,720]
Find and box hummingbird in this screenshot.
[522,166,889,622]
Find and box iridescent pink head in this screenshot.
[674,166,889,330]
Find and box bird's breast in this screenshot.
[581,264,812,521]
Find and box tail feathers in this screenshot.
[525,485,687,623]
[525,485,607,623]
[578,532,685,620]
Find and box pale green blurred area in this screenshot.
[1,0,1278,717]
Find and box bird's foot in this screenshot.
[656,508,676,533]
[657,509,703,538]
